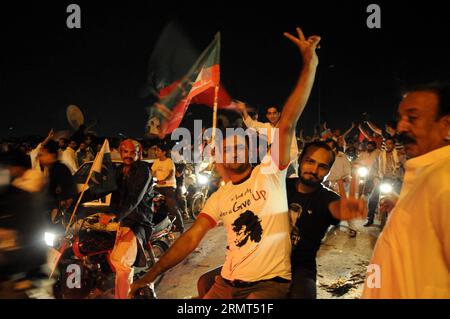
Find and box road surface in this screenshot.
[156,219,382,299]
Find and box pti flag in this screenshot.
[151,32,224,137]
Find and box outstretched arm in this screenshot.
[43,129,54,145]
[358,124,370,139]
[129,216,213,296]
[236,100,269,132]
[343,122,356,139]
[274,27,320,168]
[329,176,367,220]
[365,121,382,136]
[236,100,251,121]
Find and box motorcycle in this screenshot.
[186,170,222,220]
[50,194,175,299]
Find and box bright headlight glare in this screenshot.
[44,232,56,247]
[380,183,393,194]
[198,174,209,185]
[357,167,369,178]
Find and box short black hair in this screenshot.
[299,141,336,167]
[42,140,59,155]
[155,142,170,152]
[265,105,281,113]
[404,82,450,119]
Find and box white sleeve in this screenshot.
[259,153,288,176]
[243,117,270,131]
[29,143,43,170]
[200,191,221,225]
[61,151,78,174]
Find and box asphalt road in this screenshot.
[155,218,381,299]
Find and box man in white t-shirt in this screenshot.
[237,102,300,177]
[151,143,184,233]
[129,26,321,299]
[60,140,79,175]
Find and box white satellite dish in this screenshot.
[66,105,85,130]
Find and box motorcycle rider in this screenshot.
[152,143,184,233]
[106,139,155,299]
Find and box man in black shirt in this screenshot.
[37,140,77,224]
[109,139,154,299]
[287,141,367,298]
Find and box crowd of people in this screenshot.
[1,25,449,300]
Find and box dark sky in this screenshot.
[2,1,450,139]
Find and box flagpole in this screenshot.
[210,84,220,150]
[49,157,98,278]
[49,140,107,278]
[64,140,104,234]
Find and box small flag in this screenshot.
[88,139,117,195]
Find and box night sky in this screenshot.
[2,1,450,139]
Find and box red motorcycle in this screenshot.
[52,195,175,299]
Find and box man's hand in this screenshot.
[43,129,54,144]
[128,278,153,299]
[274,26,320,169]
[283,27,320,67]
[235,100,246,113]
[234,100,250,120]
[329,175,368,220]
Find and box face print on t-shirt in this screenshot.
[289,203,302,246]
[232,210,263,248]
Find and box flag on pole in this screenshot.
[87,139,117,195]
[50,139,117,278]
[150,32,223,137]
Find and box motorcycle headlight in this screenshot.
[44,232,56,247]
[380,183,393,194]
[197,174,209,185]
[357,167,369,178]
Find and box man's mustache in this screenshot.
[303,172,318,179]
[397,133,416,145]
